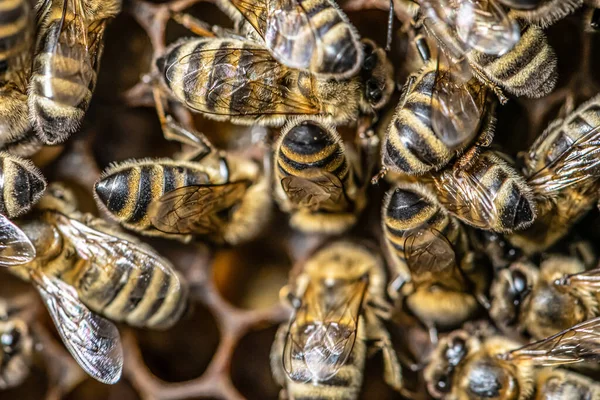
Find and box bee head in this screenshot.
[459,355,520,400]
[490,262,535,329]
[360,39,394,111]
[425,331,471,398]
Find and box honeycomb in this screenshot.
[0,0,599,399]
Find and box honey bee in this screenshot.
[424,319,600,400]
[28,0,121,145]
[0,299,34,389]
[381,57,494,176]
[215,0,363,78]
[427,150,536,234]
[490,256,600,340]
[382,184,489,335]
[94,130,271,245]
[270,241,403,400]
[157,37,393,127]
[273,117,373,234]
[0,0,35,152]
[508,94,600,254]
[508,0,600,28]
[1,183,189,384]
[419,1,557,102]
[0,152,46,267]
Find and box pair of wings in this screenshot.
[403,227,457,276]
[227,0,359,75]
[280,169,349,212]
[0,211,186,384]
[165,42,321,117]
[282,277,367,382]
[504,316,600,365]
[148,181,250,236]
[526,125,600,197]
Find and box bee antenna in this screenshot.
[371,167,388,184]
[385,0,394,52]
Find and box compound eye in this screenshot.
[363,54,377,71]
[1,328,21,353]
[366,78,383,104]
[446,337,467,367]
[435,374,451,394]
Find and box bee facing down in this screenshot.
[271,241,403,399]
[157,37,394,127]
[274,117,372,234]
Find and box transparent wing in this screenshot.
[504,317,600,366]
[527,125,600,196]
[39,0,96,107]
[0,214,35,267]
[281,170,348,212]
[431,56,486,151]
[557,265,600,290]
[404,227,457,277]
[31,271,122,384]
[283,276,367,382]
[47,212,182,302]
[164,45,321,116]
[148,182,250,235]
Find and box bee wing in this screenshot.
[31,271,122,384]
[283,277,367,382]
[164,45,321,116]
[148,182,250,235]
[404,227,457,277]
[505,317,600,366]
[527,125,600,196]
[281,169,348,211]
[0,214,36,267]
[558,266,600,290]
[48,212,183,301]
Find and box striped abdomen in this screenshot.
[0,153,45,218]
[29,12,100,144]
[264,0,361,78]
[285,319,366,400]
[509,0,583,27]
[0,0,32,86]
[158,38,330,125]
[433,151,536,233]
[94,160,215,233]
[68,247,187,329]
[468,25,557,98]
[383,184,463,270]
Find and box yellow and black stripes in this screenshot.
[0,0,31,85]
[94,159,214,232]
[468,25,557,99]
[382,183,462,267]
[434,151,536,233]
[0,152,45,218]
[509,0,583,27]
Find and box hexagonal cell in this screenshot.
[64,378,140,400]
[135,303,219,382]
[231,326,280,400]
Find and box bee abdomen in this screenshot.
[0,0,30,79]
[0,153,46,217]
[471,25,557,98]
[95,161,211,231]
[509,0,583,27]
[277,120,350,183]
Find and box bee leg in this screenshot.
[385,0,394,51]
[270,324,288,388]
[414,34,431,62]
[152,88,215,161]
[363,310,404,393]
[427,324,439,345]
[356,116,380,187]
[468,64,509,105]
[170,12,215,37]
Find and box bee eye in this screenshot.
[1,328,21,352]
[446,337,467,366]
[363,54,377,71]
[366,79,382,104]
[512,271,528,294]
[435,374,451,393]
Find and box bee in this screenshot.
[508,94,600,254]
[2,183,189,384]
[424,319,600,400]
[508,0,600,28]
[427,150,536,234]
[420,1,557,102]
[28,0,121,145]
[0,152,46,267]
[270,241,403,399]
[0,0,36,152]
[0,299,34,389]
[94,129,271,245]
[381,57,494,175]
[382,184,489,334]
[490,256,600,340]
[215,0,363,78]
[273,117,373,234]
[156,37,393,127]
